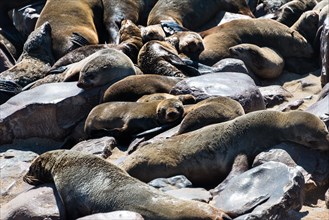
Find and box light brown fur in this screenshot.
[229,44,284,79]
[121,110,329,187]
[23,150,230,220]
[84,99,184,140]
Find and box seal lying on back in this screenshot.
[147,0,254,31]
[84,99,184,141]
[229,44,284,79]
[121,110,329,187]
[198,18,314,66]
[23,150,230,220]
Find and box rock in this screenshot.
[170,72,265,113]
[258,85,293,108]
[71,136,118,158]
[253,142,329,191]
[148,175,192,192]
[212,58,250,75]
[306,94,329,127]
[325,188,329,209]
[1,184,65,220]
[0,149,38,204]
[165,188,212,203]
[76,211,144,220]
[210,161,305,219]
[0,82,102,146]
[319,7,328,87]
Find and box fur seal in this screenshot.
[84,99,184,141]
[23,150,230,220]
[147,0,254,31]
[290,10,319,45]
[102,0,158,44]
[137,40,199,77]
[35,0,104,60]
[121,110,329,186]
[0,22,54,87]
[176,96,245,135]
[229,44,285,79]
[137,93,196,104]
[274,0,317,27]
[102,74,182,102]
[198,18,314,66]
[61,48,136,89]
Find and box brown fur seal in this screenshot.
[229,44,285,79]
[198,18,314,66]
[147,0,254,31]
[49,19,142,72]
[137,93,196,104]
[176,96,245,135]
[102,74,182,102]
[138,40,198,77]
[165,31,204,58]
[274,0,317,27]
[102,0,158,44]
[290,10,319,44]
[35,0,104,60]
[0,22,54,87]
[84,99,184,141]
[23,150,230,220]
[62,48,136,89]
[121,110,329,187]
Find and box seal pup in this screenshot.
[0,22,54,87]
[121,110,329,187]
[23,150,230,220]
[229,44,285,79]
[102,74,182,102]
[147,0,254,31]
[84,99,184,142]
[176,96,245,135]
[137,93,196,104]
[62,48,136,89]
[198,18,314,66]
[102,0,158,44]
[35,0,104,60]
[273,0,317,27]
[137,40,199,77]
[290,10,319,45]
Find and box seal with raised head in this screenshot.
[84,98,184,141]
[229,43,285,79]
[147,0,254,31]
[121,110,329,187]
[102,74,182,102]
[198,18,314,66]
[62,48,136,89]
[176,96,245,135]
[35,0,104,60]
[23,150,230,220]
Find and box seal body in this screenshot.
[61,48,136,89]
[177,96,245,135]
[229,43,284,79]
[23,150,229,220]
[199,18,314,66]
[102,74,182,102]
[122,110,329,186]
[147,0,254,30]
[35,0,104,60]
[84,99,184,140]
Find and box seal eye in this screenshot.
[85,74,95,80]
